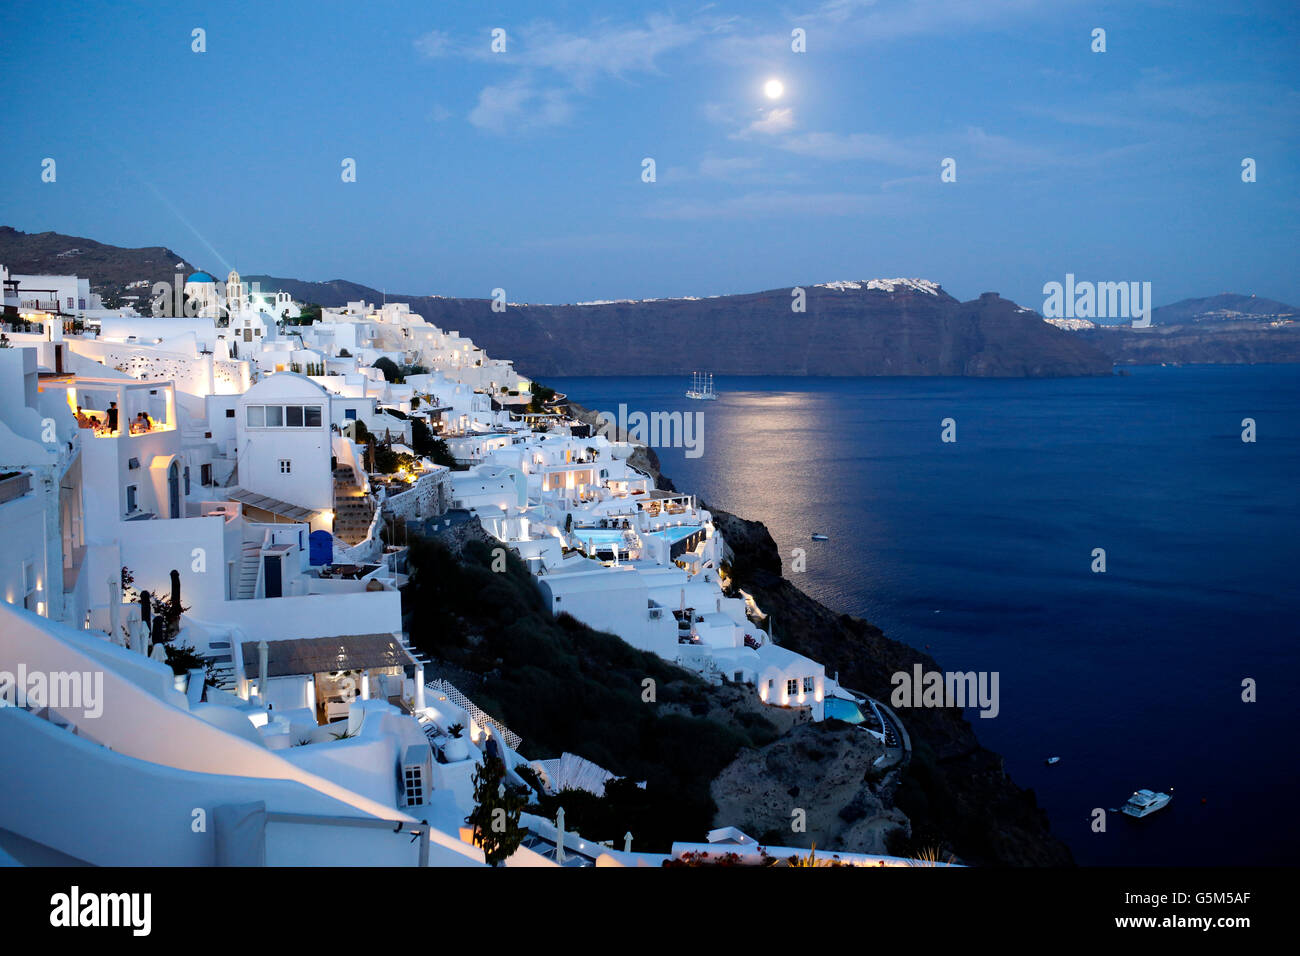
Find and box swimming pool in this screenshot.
[571,528,628,546]
[644,526,703,545]
[823,696,866,724]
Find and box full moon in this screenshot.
[763,78,785,100]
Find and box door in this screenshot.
[168,461,180,518]
[263,555,282,598]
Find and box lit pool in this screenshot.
[824,697,866,724]
[571,528,627,545]
[645,526,703,545]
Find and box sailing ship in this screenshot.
[686,371,717,400]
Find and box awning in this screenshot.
[225,486,320,523]
[241,634,417,678]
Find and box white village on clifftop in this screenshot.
[0,265,928,867]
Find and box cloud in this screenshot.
[413,30,453,58]
[516,14,727,89]
[738,107,796,137]
[777,130,918,164]
[468,78,574,134]
[794,0,1057,45]
[646,190,897,220]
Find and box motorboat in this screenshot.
[810,533,829,541]
[1121,789,1171,818]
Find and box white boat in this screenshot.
[1045,756,1060,765]
[810,533,829,541]
[685,371,717,400]
[1121,789,1171,818]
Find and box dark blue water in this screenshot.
[551,367,1300,866]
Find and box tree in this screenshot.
[465,753,529,866]
[411,418,457,468]
[373,356,403,383]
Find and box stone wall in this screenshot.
[380,469,451,521]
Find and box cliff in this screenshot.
[361,285,1113,379]
[1076,321,1300,366]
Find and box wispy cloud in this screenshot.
[777,130,919,164]
[738,107,796,138]
[646,189,899,220]
[467,78,574,134]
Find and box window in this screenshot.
[184,467,191,494]
[344,408,357,421]
[126,485,138,512]
[245,404,321,428]
[803,676,815,693]
[279,459,292,474]
[127,457,139,470]
[225,408,235,418]
[22,561,37,612]
[786,678,799,697]
[201,463,212,486]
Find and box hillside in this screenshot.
[252,275,1115,379]
[0,227,1112,378]
[0,227,197,304]
[1152,292,1297,325]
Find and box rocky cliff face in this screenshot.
[709,507,1073,866]
[1076,321,1300,365]
[389,285,1112,379]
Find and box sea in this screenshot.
[549,365,1300,866]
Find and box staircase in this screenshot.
[205,639,237,692]
[333,464,375,546]
[235,541,261,599]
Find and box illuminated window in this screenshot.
[246,405,265,427]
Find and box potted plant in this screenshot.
[442,722,469,762]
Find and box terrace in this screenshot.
[40,374,176,439]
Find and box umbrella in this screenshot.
[257,640,269,704]
[108,577,122,645]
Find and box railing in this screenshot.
[425,678,523,751]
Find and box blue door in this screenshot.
[309,530,333,566]
[263,555,282,598]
